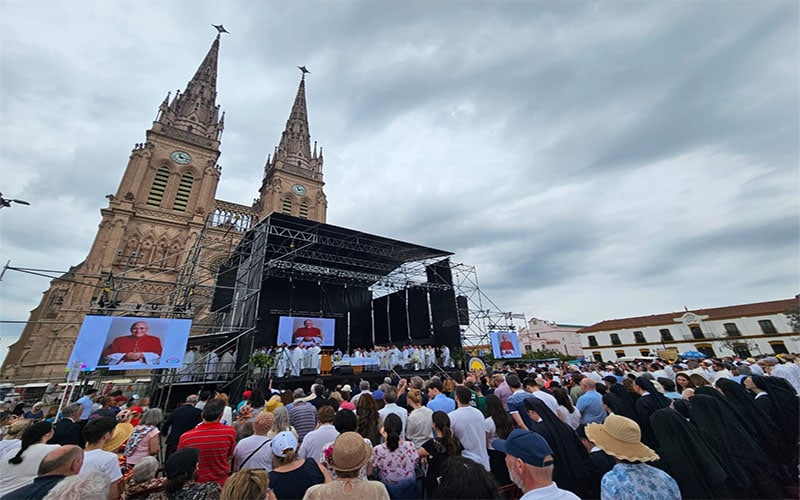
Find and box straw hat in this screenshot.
[330,432,372,472]
[585,415,659,462]
[103,422,134,452]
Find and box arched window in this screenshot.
[147,167,170,207]
[281,198,292,214]
[299,201,309,219]
[173,172,194,211]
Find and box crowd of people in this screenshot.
[0,352,798,499]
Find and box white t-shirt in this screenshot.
[0,443,61,496]
[81,449,123,482]
[449,405,489,470]
[532,390,559,415]
[234,435,273,471]
[484,416,497,450]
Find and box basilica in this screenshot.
[1,32,327,382]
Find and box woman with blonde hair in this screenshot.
[405,389,433,449]
[222,468,275,500]
[267,407,298,440]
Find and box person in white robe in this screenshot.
[205,349,219,380]
[442,345,452,368]
[275,344,288,378]
[180,347,196,382]
[219,350,235,379]
[308,345,321,373]
[290,345,304,377]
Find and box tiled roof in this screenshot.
[577,297,799,334]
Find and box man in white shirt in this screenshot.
[298,406,339,463]
[493,429,580,500]
[449,386,489,470]
[524,377,559,415]
[378,386,407,438]
[80,417,123,500]
[234,411,274,471]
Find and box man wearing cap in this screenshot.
[585,415,680,500]
[493,429,580,499]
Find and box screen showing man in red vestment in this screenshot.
[102,320,163,365]
[500,334,516,356]
[293,319,323,346]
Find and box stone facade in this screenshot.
[1,34,326,382]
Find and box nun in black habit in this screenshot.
[633,376,670,448]
[650,408,729,499]
[689,394,783,498]
[523,397,590,498]
[715,377,792,468]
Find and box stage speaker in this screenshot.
[336,366,354,375]
[300,368,318,377]
[456,295,470,325]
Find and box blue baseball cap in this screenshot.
[493,429,554,467]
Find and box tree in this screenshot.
[785,305,800,335]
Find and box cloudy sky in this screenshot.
[1,1,798,366]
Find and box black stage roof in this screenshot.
[231,212,454,282]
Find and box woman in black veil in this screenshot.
[523,397,590,498]
[651,408,729,499]
[689,393,782,498]
[633,376,670,448]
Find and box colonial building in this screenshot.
[1,33,327,382]
[577,297,800,363]
[518,318,584,357]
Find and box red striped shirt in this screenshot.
[177,421,236,485]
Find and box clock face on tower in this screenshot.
[291,184,306,196]
[170,150,192,164]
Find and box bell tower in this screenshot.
[0,33,237,381]
[256,69,327,222]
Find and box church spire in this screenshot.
[275,71,312,165]
[154,34,224,142]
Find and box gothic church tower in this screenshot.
[256,73,327,222]
[0,35,247,381]
[1,33,329,382]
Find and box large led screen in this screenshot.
[490,330,521,359]
[276,316,335,347]
[66,315,191,371]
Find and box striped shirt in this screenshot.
[288,402,317,445]
[177,421,236,485]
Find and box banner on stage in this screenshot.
[66,315,191,371]
[490,330,521,359]
[277,316,335,347]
